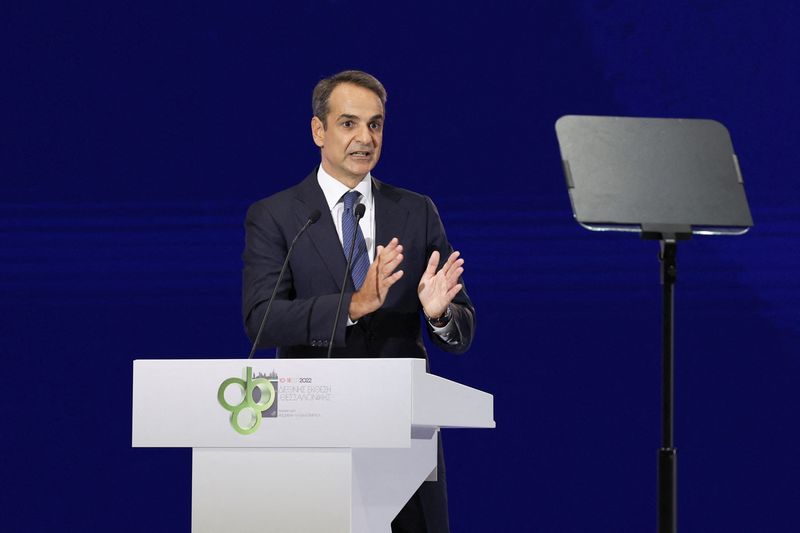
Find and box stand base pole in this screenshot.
[658,447,677,533]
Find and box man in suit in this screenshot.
[242,70,475,533]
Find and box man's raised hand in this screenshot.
[418,250,464,319]
[348,237,404,321]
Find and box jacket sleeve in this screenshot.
[423,196,476,354]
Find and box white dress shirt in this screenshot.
[317,166,375,262]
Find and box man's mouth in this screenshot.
[349,151,371,157]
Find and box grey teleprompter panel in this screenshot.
[555,115,753,234]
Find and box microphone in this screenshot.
[327,203,366,357]
[248,209,321,359]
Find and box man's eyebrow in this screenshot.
[335,114,384,122]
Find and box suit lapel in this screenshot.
[373,177,410,250]
[292,171,351,292]
[291,172,409,293]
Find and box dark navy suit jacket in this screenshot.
[242,169,475,360]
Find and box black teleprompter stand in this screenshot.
[555,116,753,533]
[653,229,681,533]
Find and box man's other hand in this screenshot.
[418,250,464,320]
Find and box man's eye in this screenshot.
[369,122,382,130]
[342,121,353,128]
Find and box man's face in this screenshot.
[312,83,384,185]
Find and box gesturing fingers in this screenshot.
[382,237,400,255]
[379,239,403,274]
[381,249,403,279]
[439,251,464,286]
[446,283,463,301]
[445,262,464,285]
[382,268,404,289]
[424,250,440,279]
[375,238,404,292]
[440,251,460,276]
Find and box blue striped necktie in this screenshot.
[341,190,370,289]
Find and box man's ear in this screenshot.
[311,116,325,148]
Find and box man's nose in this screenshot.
[354,124,373,144]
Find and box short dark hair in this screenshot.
[312,70,387,127]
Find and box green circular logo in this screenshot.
[218,367,275,435]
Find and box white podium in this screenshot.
[132,358,494,533]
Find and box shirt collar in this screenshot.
[316,166,373,211]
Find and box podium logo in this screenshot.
[217,367,278,435]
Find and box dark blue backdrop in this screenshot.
[3,1,798,531]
